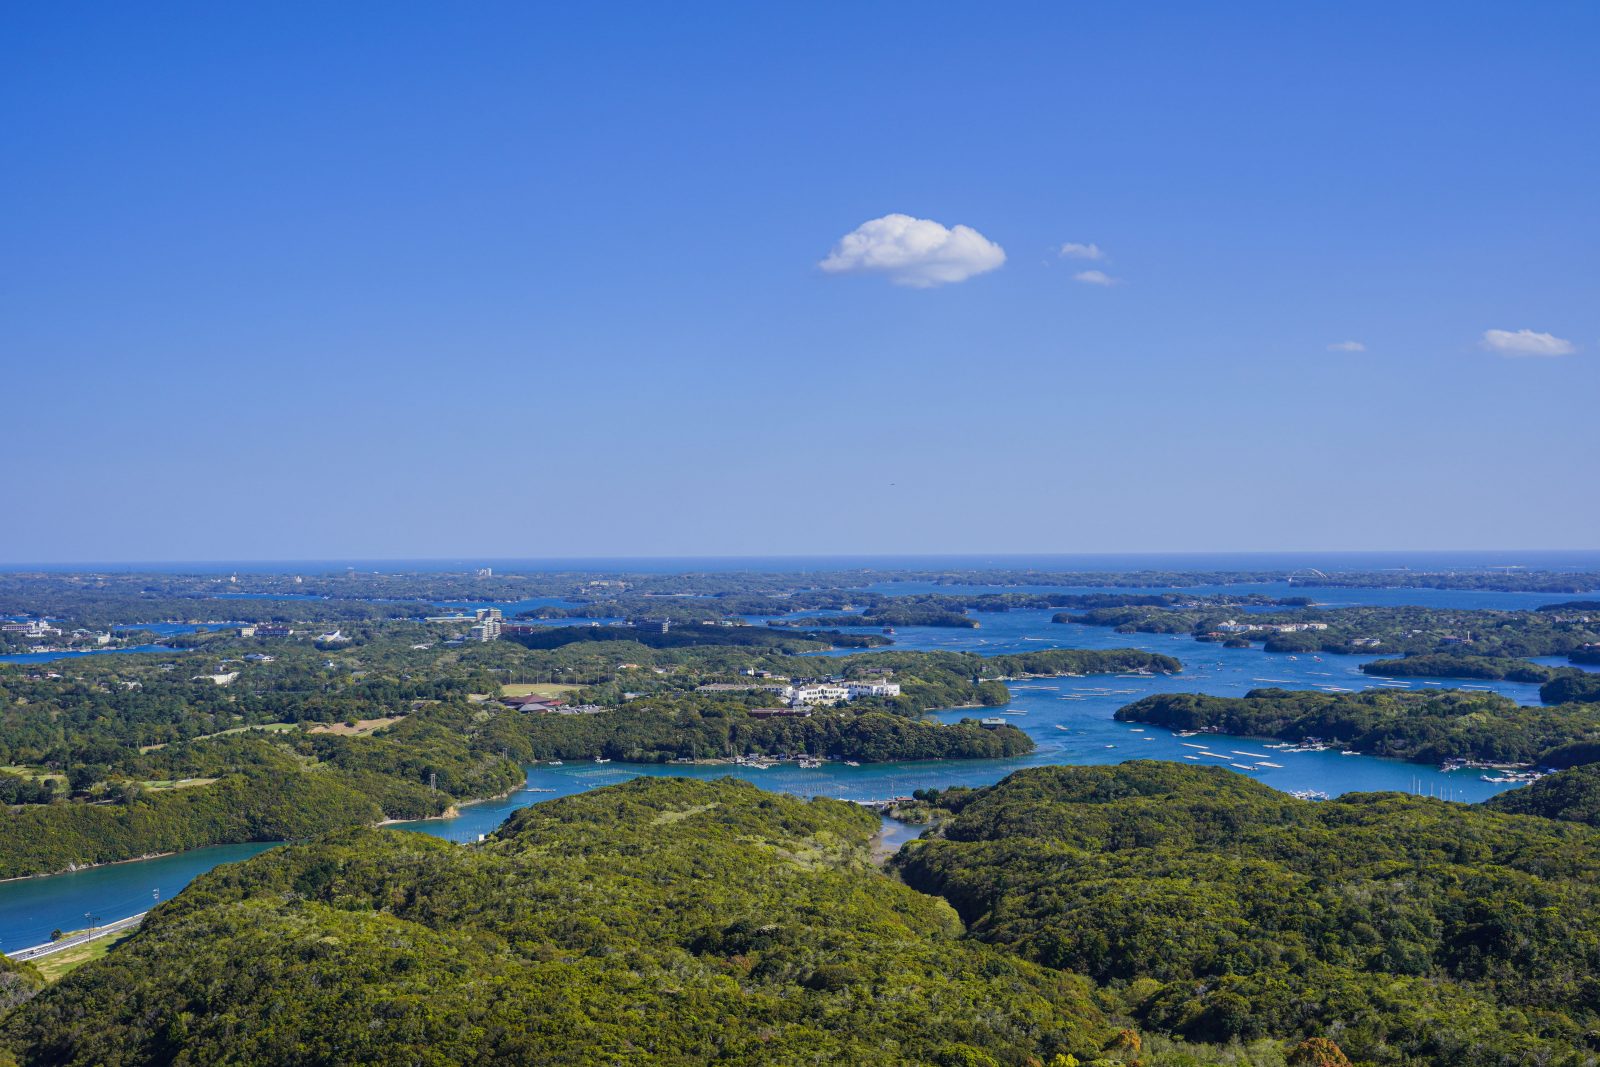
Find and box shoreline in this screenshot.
[2,780,530,881]
[0,848,183,884]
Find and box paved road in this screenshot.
[6,912,145,961]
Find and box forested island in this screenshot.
[1358,653,1573,683]
[1059,601,1600,661]
[1115,688,1600,766]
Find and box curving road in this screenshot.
[6,912,145,961]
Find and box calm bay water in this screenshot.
[0,644,178,666]
[0,590,1580,951]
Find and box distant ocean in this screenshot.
[7,551,1600,575]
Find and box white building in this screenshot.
[788,683,851,705]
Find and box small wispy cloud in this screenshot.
[1480,328,1576,357]
[819,213,1005,288]
[1058,242,1103,261]
[1072,269,1119,286]
[1327,340,1367,352]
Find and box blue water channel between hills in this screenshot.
[1,582,1591,951]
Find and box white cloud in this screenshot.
[1058,242,1103,260]
[1072,269,1119,286]
[818,213,1005,288]
[1480,328,1576,357]
[1327,340,1367,352]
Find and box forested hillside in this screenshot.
[0,778,1116,1066]
[894,762,1600,1066]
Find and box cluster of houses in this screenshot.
[240,624,294,637]
[3,619,111,648]
[493,692,602,715]
[695,674,902,709]
[1213,619,1331,634]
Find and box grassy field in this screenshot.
[0,765,65,788]
[306,715,406,737]
[139,721,299,753]
[138,777,219,792]
[499,683,580,699]
[33,931,135,983]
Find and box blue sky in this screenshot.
[3,3,1596,563]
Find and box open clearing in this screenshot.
[498,683,580,699]
[307,715,406,736]
[139,777,219,792]
[34,932,135,983]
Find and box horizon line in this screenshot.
[4,548,1600,572]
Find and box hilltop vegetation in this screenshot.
[0,778,1119,1066]
[894,762,1600,1066]
[1484,762,1600,827]
[1542,672,1600,705]
[6,768,1594,1065]
[1115,688,1600,765]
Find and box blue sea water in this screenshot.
[0,644,177,666]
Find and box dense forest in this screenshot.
[894,762,1600,1066]
[0,775,1374,1066]
[1115,688,1600,765]
[8,768,1598,1065]
[1542,673,1600,704]
[493,703,1033,764]
[1483,762,1600,826]
[1058,603,1600,660]
[1357,653,1574,683]
[0,779,1119,1066]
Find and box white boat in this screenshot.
[594,757,610,764]
[844,761,860,767]
[547,760,564,767]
